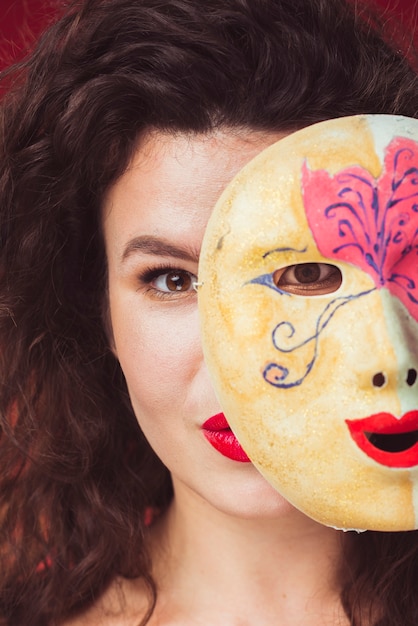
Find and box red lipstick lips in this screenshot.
[346,411,418,468]
[202,413,251,462]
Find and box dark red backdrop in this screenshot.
[0,0,59,70]
[0,0,417,70]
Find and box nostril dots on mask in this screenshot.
[372,372,386,388]
[407,368,417,387]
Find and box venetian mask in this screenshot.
[199,114,418,531]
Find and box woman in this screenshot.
[0,0,418,624]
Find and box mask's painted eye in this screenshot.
[152,270,195,292]
[273,263,342,296]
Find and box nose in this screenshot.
[366,289,418,394]
[372,368,418,389]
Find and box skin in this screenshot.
[66,130,351,625]
[103,130,294,521]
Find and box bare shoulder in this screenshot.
[61,576,152,626]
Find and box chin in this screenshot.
[174,465,301,521]
[218,480,298,520]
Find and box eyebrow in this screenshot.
[122,235,200,263]
[262,245,308,259]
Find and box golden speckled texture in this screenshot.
[199,115,418,531]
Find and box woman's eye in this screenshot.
[273,262,342,295]
[152,270,196,293]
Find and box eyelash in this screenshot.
[137,264,198,298]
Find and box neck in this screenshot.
[149,480,350,626]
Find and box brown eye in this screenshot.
[293,264,321,283]
[273,263,342,296]
[153,270,194,292]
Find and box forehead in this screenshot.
[101,129,287,256]
[103,129,289,205]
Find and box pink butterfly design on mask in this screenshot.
[302,136,418,321]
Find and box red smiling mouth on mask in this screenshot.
[346,411,418,468]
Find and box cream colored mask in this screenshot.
[199,115,418,531]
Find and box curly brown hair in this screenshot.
[0,0,418,624]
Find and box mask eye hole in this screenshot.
[273,263,342,296]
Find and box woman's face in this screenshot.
[102,130,299,519]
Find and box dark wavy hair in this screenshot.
[0,0,418,624]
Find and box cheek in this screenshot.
[109,287,201,408]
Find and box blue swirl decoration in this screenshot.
[247,272,375,388]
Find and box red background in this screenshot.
[0,0,59,70]
[0,0,417,70]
